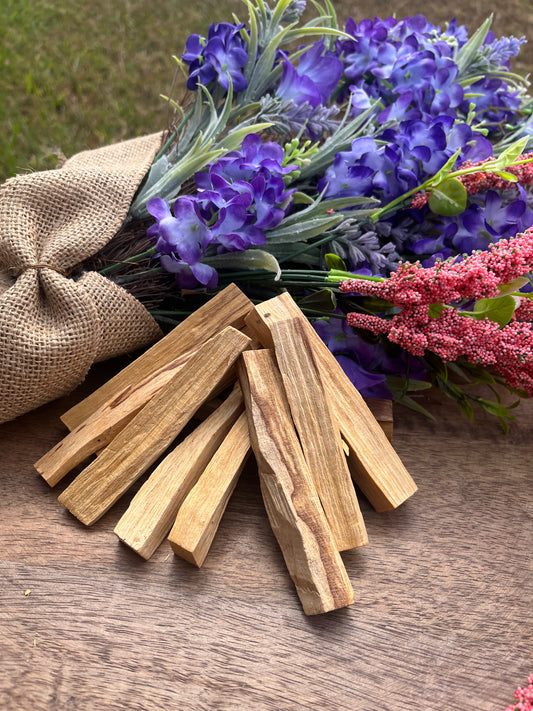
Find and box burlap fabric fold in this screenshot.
[0,133,165,424]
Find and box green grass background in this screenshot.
[1,0,533,182]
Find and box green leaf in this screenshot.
[471,294,516,327]
[493,170,518,182]
[461,364,497,385]
[428,178,468,216]
[324,253,347,271]
[265,214,341,244]
[291,191,315,205]
[457,397,474,421]
[496,136,529,166]
[393,393,436,421]
[387,376,432,392]
[428,302,443,318]
[475,397,515,420]
[455,16,493,74]
[358,296,396,313]
[317,196,380,212]
[218,122,274,150]
[429,148,462,184]
[497,277,529,296]
[205,249,281,279]
[446,361,472,383]
[285,26,351,42]
[297,288,337,311]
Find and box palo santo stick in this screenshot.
[114,385,244,559]
[168,411,250,567]
[245,293,417,512]
[35,346,199,487]
[58,327,251,526]
[61,283,254,431]
[364,399,393,441]
[269,317,367,551]
[238,350,354,615]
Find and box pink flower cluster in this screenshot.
[340,228,533,307]
[514,298,533,322]
[505,674,533,711]
[346,307,533,393]
[340,230,533,394]
[410,152,533,208]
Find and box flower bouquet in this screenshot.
[2,0,533,428]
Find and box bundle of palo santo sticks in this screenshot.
[35,284,417,615]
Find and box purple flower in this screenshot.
[274,41,343,138]
[147,197,212,263]
[295,41,343,104]
[159,255,218,289]
[182,22,248,92]
[146,197,217,289]
[313,314,427,398]
[195,133,295,249]
[483,33,526,68]
[319,117,492,206]
[450,190,532,253]
[277,42,342,107]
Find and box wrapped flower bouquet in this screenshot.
[2,0,533,428]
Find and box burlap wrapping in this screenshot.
[0,132,165,424]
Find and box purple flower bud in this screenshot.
[182,22,248,92]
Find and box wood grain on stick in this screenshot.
[269,317,367,551]
[168,412,251,567]
[365,399,393,441]
[35,347,198,487]
[58,327,252,526]
[238,350,354,615]
[61,283,254,431]
[245,293,417,511]
[114,386,244,559]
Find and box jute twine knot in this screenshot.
[9,263,70,278]
[0,132,165,425]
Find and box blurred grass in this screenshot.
[1,0,533,182]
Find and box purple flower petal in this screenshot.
[146,197,172,221]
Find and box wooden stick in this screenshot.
[365,399,393,441]
[269,317,367,551]
[58,326,251,526]
[238,350,354,615]
[245,293,417,512]
[35,347,198,487]
[61,283,254,431]
[167,412,251,567]
[114,385,244,559]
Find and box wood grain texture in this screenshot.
[1,359,531,710]
[114,386,244,560]
[58,327,251,526]
[246,294,417,511]
[61,283,253,430]
[168,412,251,567]
[238,350,354,614]
[35,346,198,487]
[268,318,367,551]
[364,399,393,441]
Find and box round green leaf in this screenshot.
[428,177,468,216]
[324,253,347,271]
[472,294,516,327]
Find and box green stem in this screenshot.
[326,269,385,283]
[98,247,157,275]
[114,266,165,284]
[277,230,338,264]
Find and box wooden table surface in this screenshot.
[1,358,531,711]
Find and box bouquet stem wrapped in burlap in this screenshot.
[0,133,165,424]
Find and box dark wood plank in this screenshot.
[0,358,531,710]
